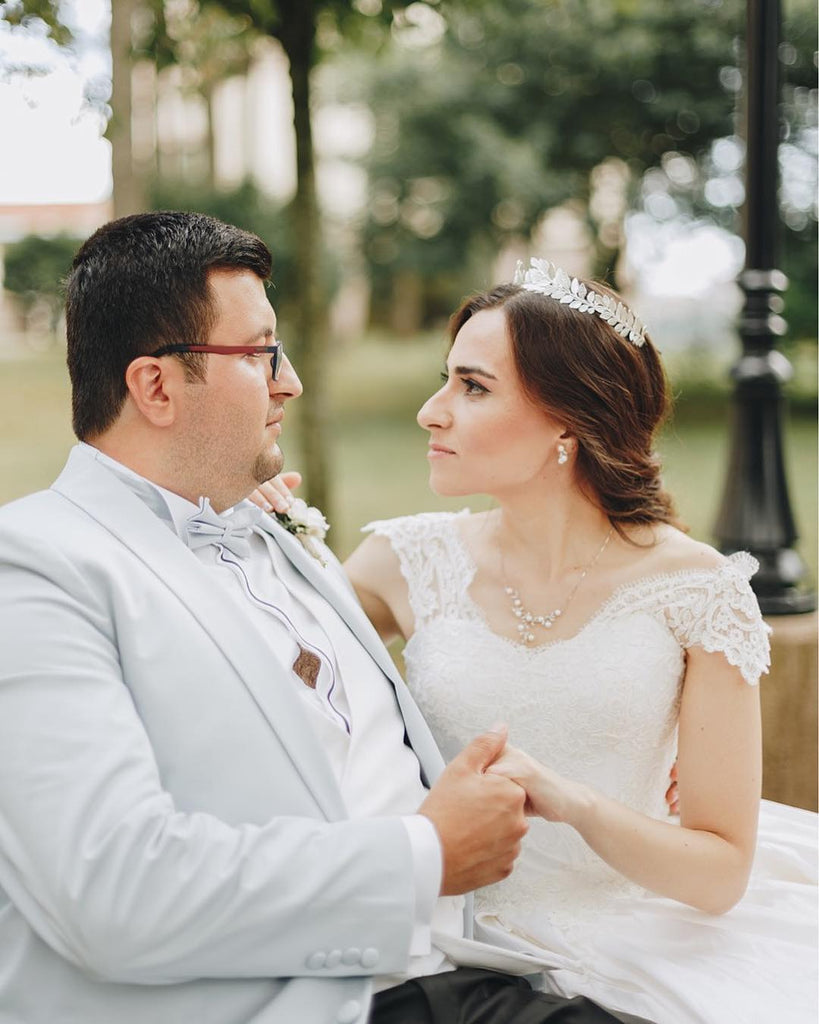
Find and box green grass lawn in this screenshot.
[1,338,816,586]
[0,350,77,500]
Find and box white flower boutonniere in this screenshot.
[275,497,330,565]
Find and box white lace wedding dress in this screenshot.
[367,511,819,1024]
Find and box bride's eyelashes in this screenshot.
[440,371,490,396]
[462,377,490,396]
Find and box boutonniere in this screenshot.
[275,498,330,565]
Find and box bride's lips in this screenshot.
[427,443,456,458]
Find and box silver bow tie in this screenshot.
[184,498,264,560]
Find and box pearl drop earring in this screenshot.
[557,443,569,465]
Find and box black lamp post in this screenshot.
[713,0,816,614]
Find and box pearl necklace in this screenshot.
[504,527,614,643]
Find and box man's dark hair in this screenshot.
[65,210,272,439]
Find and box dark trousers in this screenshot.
[369,968,654,1024]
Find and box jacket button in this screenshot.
[337,1000,362,1024]
[360,947,379,968]
[341,947,361,965]
[306,951,326,970]
[325,948,343,968]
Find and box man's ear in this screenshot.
[124,356,185,427]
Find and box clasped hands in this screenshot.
[419,729,679,897]
[418,725,587,896]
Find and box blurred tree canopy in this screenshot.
[138,3,256,187]
[3,233,81,339]
[1,0,815,502]
[353,0,816,329]
[0,0,70,43]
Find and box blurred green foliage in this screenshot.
[3,233,82,334]
[351,0,817,326]
[4,0,814,345]
[0,0,70,44]
[782,223,818,343]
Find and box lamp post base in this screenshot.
[722,546,816,615]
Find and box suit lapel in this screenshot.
[52,447,346,821]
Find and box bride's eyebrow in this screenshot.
[451,364,498,380]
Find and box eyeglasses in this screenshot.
[148,341,283,380]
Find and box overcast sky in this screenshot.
[0,0,111,205]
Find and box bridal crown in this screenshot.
[514,258,647,347]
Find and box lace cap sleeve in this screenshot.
[362,510,473,628]
[666,552,771,686]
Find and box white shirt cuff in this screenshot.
[401,814,443,956]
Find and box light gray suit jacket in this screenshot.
[0,445,460,1024]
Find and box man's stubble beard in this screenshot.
[167,426,284,510]
[252,444,284,489]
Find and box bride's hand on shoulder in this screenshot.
[486,745,593,825]
[248,472,303,514]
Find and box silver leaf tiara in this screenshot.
[514,258,647,347]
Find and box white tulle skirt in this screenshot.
[475,800,818,1024]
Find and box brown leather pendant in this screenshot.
[293,646,321,689]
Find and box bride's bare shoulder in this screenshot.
[455,508,503,558]
[626,522,727,576]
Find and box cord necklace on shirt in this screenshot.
[215,546,351,734]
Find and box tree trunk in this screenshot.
[391,269,423,335]
[276,2,332,520]
[110,0,147,217]
[204,81,217,190]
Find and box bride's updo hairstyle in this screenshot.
[449,278,679,530]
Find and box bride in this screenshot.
[265,260,818,1023]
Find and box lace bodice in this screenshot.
[366,511,771,932]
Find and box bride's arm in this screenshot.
[344,534,410,644]
[489,647,761,914]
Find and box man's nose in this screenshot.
[271,354,303,399]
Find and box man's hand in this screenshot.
[419,727,528,896]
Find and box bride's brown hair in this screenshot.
[449,281,680,530]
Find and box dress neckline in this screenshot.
[442,512,756,655]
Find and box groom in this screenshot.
[0,212,650,1024]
